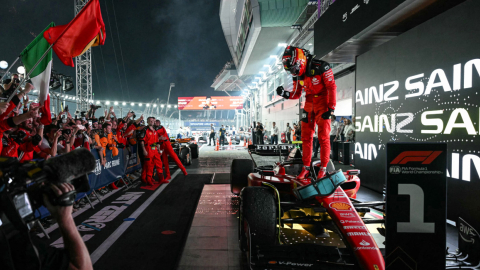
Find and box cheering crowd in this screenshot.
[0,75,188,187]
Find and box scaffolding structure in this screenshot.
[74,0,93,112]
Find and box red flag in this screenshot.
[39,95,52,125]
[43,0,106,67]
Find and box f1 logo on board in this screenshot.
[390,151,443,164]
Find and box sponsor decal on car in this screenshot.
[352,239,379,251]
[347,232,371,236]
[340,220,362,224]
[360,240,370,246]
[330,202,352,211]
[277,261,314,267]
[344,226,367,230]
[340,212,355,218]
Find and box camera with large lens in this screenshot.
[90,104,101,110]
[0,148,95,228]
[62,129,72,136]
[9,130,27,144]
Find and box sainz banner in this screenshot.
[354,1,480,229]
[178,96,244,110]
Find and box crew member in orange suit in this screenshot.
[276,46,336,184]
[138,117,165,186]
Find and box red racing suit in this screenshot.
[138,127,163,185]
[156,125,187,177]
[284,58,336,168]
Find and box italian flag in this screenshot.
[20,22,55,125]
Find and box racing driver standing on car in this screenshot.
[276,46,336,184]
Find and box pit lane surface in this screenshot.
[36,143,457,269]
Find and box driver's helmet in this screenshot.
[282,46,307,76]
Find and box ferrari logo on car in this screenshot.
[330,202,352,211]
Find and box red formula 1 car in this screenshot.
[230,148,385,270]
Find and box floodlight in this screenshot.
[131,103,135,106]
[105,101,110,105]
[174,105,177,108]
[139,103,142,106]
[146,104,150,107]
[0,61,8,69]
[167,105,171,108]
[122,102,126,105]
[161,104,165,108]
[17,66,25,74]
[96,101,101,104]
[153,104,157,107]
[114,101,118,105]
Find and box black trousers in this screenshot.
[220,136,226,145]
[313,137,320,157]
[209,135,216,145]
[286,132,291,144]
[256,134,264,144]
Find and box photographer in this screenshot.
[2,182,93,270]
[2,73,20,96]
[39,125,68,157]
[73,119,91,150]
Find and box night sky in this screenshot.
[1,0,233,104]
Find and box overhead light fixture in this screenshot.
[62,76,74,92]
[114,101,118,105]
[96,101,101,104]
[153,104,157,107]
[167,105,171,108]
[105,101,110,105]
[308,43,312,46]
[161,104,165,108]
[17,66,25,74]
[174,105,178,108]
[131,102,135,106]
[122,102,126,106]
[146,104,150,107]
[89,100,94,103]
[139,103,142,106]
[0,61,8,69]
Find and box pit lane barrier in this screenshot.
[34,145,143,237]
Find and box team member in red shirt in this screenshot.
[277,46,337,183]
[155,119,187,181]
[138,117,165,186]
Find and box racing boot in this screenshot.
[296,166,311,185]
[165,173,172,181]
[317,167,327,180]
[159,173,169,184]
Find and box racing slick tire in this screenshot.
[230,159,254,195]
[190,144,199,159]
[239,187,277,252]
[180,147,192,166]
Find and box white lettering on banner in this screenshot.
[94,160,102,175]
[356,58,480,106]
[354,143,378,160]
[448,153,480,181]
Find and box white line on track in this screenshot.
[90,169,181,265]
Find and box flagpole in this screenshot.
[0,57,20,83]
[6,43,55,103]
[7,0,97,103]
